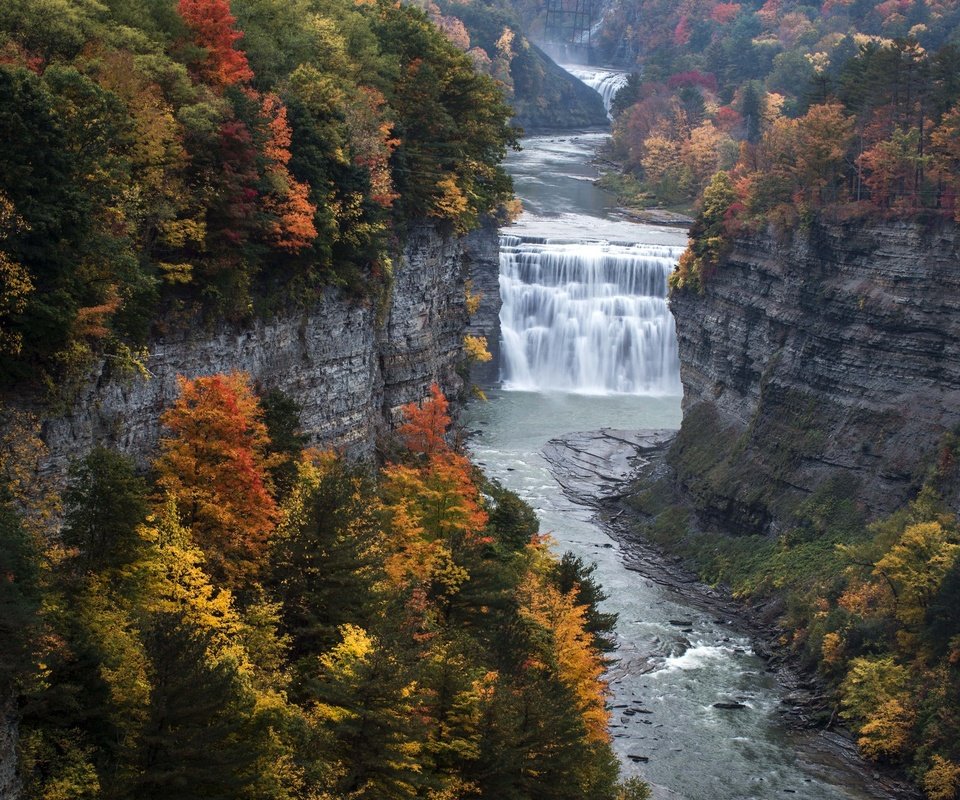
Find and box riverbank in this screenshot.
[542,429,921,800]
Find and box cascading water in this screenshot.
[465,66,896,799]
[561,65,629,114]
[499,236,683,395]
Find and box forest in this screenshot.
[0,0,517,394]
[0,0,652,796]
[581,0,960,229]
[0,377,649,799]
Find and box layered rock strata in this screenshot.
[39,222,492,483]
[669,220,960,533]
[463,217,502,386]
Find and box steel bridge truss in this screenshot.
[543,0,597,50]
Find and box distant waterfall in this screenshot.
[562,66,629,115]
[499,235,683,395]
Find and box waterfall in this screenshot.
[499,235,683,395]
[562,66,629,115]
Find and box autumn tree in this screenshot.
[155,372,278,590]
[259,93,317,252]
[177,0,254,89]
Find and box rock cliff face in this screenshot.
[463,217,503,386]
[669,220,960,533]
[39,222,492,484]
[509,43,609,132]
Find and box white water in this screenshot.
[562,65,629,114]
[465,65,900,800]
[499,236,683,395]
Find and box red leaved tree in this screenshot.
[259,93,318,251]
[177,0,253,89]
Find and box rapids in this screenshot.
[464,67,906,800]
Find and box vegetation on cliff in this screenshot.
[407,0,608,131]
[1,378,644,799]
[625,405,960,799]
[0,0,518,391]
[584,0,960,226]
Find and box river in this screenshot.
[464,81,899,800]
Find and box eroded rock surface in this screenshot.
[542,428,676,505]
[670,220,960,531]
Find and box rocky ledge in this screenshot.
[36,222,497,487]
[670,219,960,533]
[542,427,921,800]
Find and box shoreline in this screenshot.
[541,428,921,800]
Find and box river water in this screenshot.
[464,92,894,799]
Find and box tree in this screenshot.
[519,570,610,744]
[305,624,428,800]
[670,170,736,292]
[177,0,254,89]
[929,104,960,219]
[874,521,960,634]
[131,613,267,800]
[62,448,149,575]
[271,454,383,660]
[259,388,306,502]
[259,93,317,252]
[155,372,278,590]
[551,553,618,655]
[397,383,451,457]
[0,497,39,696]
[841,656,915,760]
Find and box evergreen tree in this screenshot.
[270,454,383,662]
[62,447,149,575]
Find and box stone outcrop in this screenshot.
[38,222,495,484]
[668,220,960,533]
[463,217,502,386]
[509,43,609,133]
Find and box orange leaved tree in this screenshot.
[177,0,254,89]
[155,372,277,589]
[381,385,489,615]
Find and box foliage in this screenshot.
[637,428,960,795]
[669,171,736,292]
[8,377,624,799]
[155,371,278,590]
[0,0,515,388]
[595,0,960,228]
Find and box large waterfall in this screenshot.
[561,66,629,114]
[499,235,683,395]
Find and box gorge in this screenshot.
[464,72,917,798]
[3,0,960,794]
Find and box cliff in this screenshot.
[463,217,503,386]
[668,220,960,534]
[38,222,492,484]
[509,43,609,132]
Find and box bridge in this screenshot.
[543,0,598,62]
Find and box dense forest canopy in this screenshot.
[0,0,517,392]
[0,377,650,799]
[565,0,960,239]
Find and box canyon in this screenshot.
[669,220,960,534]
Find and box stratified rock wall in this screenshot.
[39,222,491,483]
[669,221,960,532]
[464,217,502,386]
